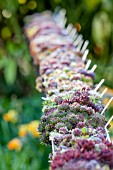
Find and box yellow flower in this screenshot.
[7,138,22,151]
[3,110,18,123]
[28,120,40,137]
[18,124,28,137]
[18,120,40,138]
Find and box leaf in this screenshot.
[0,57,7,69]
[4,58,17,85]
[81,127,87,134]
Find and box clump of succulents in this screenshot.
[38,87,106,144]
[25,10,113,170]
[51,139,113,170]
[38,106,107,144]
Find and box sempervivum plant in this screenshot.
[39,110,107,144]
[50,126,107,149]
[37,66,94,94]
[42,87,104,114]
[38,87,107,144]
[25,8,113,170]
[51,139,113,170]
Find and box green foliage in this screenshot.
[0,142,50,170]
[4,58,17,85]
[0,139,50,170]
[0,95,50,170]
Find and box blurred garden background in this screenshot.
[0,0,113,169]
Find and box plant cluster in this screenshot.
[25,9,113,170]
